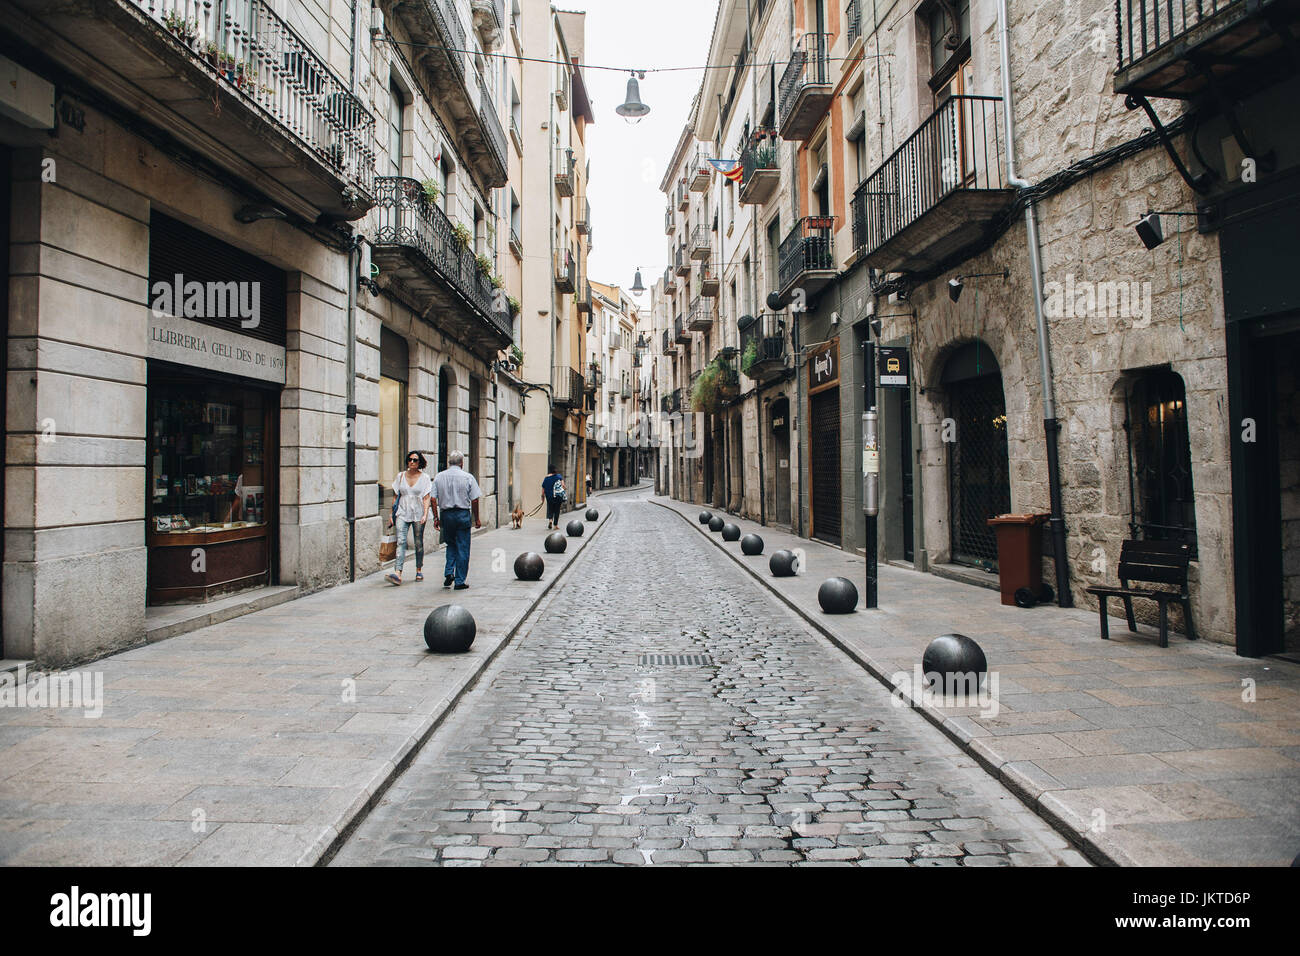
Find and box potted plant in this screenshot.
[421,179,440,203]
[507,295,521,315]
[203,42,221,68]
[163,11,198,45]
[753,143,777,170]
[475,254,493,277]
[452,222,472,248]
[490,274,505,290]
[509,343,524,367]
[741,339,759,376]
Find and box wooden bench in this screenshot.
[1085,540,1196,648]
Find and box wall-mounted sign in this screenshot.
[149,312,287,386]
[809,340,838,391]
[878,346,910,389]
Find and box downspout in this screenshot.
[346,237,358,582]
[997,0,1071,607]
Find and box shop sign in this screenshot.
[809,340,838,390]
[149,311,286,385]
[878,347,911,389]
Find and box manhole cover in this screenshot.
[639,654,715,666]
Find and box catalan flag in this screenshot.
[707,159,744,183]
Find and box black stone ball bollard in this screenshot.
[740,533,764,555]
[513,552,544,581]
[921,634,988,688]
[424,604,476,653]
[566,519,585,537]
[818,577,859,613]
[708,516,725,532]
[721,523,741,541]
[698,512,712,524]
[544,531,567,553]
[769,549,799,577]
[586,508,599,521]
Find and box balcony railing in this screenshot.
[687,295,713,332]
[778,216,837,297]
[576,278,592,314]
[554,249,575,293]
[577,200,591,235]
[665,207,675,235]
[661,329,675,355]
[778,33,832,141]
[847,0,862,46]
[663,267,675,294]
[739,129,780,205]
[674,245,691,277]
[371,176,511,350]
[677,181,690,211]
[698,262,719,297]
[1113,0,1294,99]
[690,225,712,261]
[585,363,602,392]
[689,148,711,191]
[852,95,1011,275]
[674,314,691,344]
[621,380,633,399]
[509,227,522,258]
[475,70,509,182]
[739,313,788,381]
[552,365,584,408]
[131,0,375,203]
[555,147,576,197]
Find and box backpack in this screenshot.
[553,476,567,502]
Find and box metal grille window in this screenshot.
[1126,369,1197,556]
[944,344,1009,569]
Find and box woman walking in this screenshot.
[386,450,431,585]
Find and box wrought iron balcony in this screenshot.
[1114,0,1299,99]
[689,226,712,261]
[689,149,711,192]
[577,200,591,235]
[739,313,788,381]
[555,148,576,197]
[661,329,675,355]
[576,279,592,314]
[585,363,602,392]
[687,295,714,332]
[475,70,509,185]
[663,267,676,295]
[778,216,837,298]
[670,388,683,413]
[371,177,512,356]
[677,181,690,211]
[379,0,506,187]
[554,249,576,293]
[698,262,720,297]
[509,227,522,258]
[778,33,833,141]
[674,245,692,277]
[739,129,780,205]
[552,365,584,408]
[665,208,675,235]
[471,0,506,48]
[851,95,1012,275]
[674,314,692,345]
[27,0,377,220]
[620,380,633,400]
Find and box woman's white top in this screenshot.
[392,471,432,522]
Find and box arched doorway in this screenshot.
[942,341,1010,568]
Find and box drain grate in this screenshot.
[639,654,715,666]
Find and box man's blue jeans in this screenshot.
[441,509,472,585]
[394,516,424,574]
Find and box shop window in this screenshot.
[1125,368,1197,556]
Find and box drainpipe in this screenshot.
[346,236,358,582]
[997,0,1071,607]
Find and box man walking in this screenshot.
[431,451,482,590]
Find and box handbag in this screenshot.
[378,533,397,563]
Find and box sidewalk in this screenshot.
[0,507,610,866]
[653,496,1300,867]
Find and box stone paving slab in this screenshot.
[652,496,1300,867]
[0,505,611,866]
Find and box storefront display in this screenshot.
[146,376,276,603]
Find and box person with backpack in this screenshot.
[542,463,566,530]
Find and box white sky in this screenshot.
[574,0,721,297]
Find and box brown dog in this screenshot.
[510,504,525,529]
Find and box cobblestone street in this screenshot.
[333,490,1085,866]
